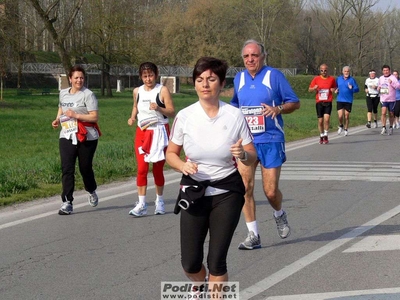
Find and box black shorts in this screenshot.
[337,102,352,112]
[316,102,332,118]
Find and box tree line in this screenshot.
[0,0,399,95]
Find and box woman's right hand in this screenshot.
[51,119,59,129]
[181,161,198,175]
[127,117,135,126]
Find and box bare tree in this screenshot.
[380,10,400,68]
[311,0,353,74]
[26,0,84,74]
[346,0,379,75]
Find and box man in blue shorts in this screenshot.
[378,65,400,135]
[231,39,300,250]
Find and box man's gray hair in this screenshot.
[242,39,267,56]
[342,65,351,72]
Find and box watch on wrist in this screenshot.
[238,151,248,162]
[278,105,284,112]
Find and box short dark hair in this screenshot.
[192,57,228,83]
[382,64,391,70]
[139,62,158,77]
[69,65,86,78]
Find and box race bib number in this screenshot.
[241,106,265,134]
[380,84,389,95]
[318,89,329,101]
[60,114,78,135]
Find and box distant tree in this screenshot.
[27,0,84,75]
[380,10,400,68]
[347,0,380,75]
[311,0,353,74]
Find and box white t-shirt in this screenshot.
[365,77,379,97]
[170,100,253,182]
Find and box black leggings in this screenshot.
[59,138,98,202]
[394,101,400,118]
[366,96,380,114]
[180,191,244,276]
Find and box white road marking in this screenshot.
[0,177,182,231]
[265,288,400,300]
[344,235,400,252]
[239,204,400,300]
[253,161,400,182]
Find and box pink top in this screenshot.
[379,75,400,102]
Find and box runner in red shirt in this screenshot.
[309,63,337,144]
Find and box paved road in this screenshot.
[1,124,400,300]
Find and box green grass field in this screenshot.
[0,83,375,206]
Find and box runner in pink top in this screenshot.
[378,65,400,135]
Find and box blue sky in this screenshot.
[374,0,400,11]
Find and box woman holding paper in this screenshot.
[127,62,175,216]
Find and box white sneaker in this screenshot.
[337,127,343,135]
[344,130,348,136]
[372,122,377,128]
[88,191,98,207]
[396,123,400,129]
[154,200,165,215]
[381,127,386,135]
[129,202,148,217]
[388,128,393,135]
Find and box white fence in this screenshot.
[10,63,297,77]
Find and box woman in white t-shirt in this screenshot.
[166,57,256,297]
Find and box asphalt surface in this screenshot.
[1,123,400,300]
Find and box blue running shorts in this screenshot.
[255,142,286,169]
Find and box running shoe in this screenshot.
[372,121,377,128]
[322,135,329,144]
[396,123,400,129]
[381,127,387,135]
[58,202,73,215]
[238,231,261,250]
[187,282,207,299]
[337,126,343,135]
[274,211,291,239]
[129,202,148,217]
[366,122,371,128]
[88,191,99,207]
[344,130,348,136]
[154,199,165,215]
[319,136,324,144]
[388,127,393,135]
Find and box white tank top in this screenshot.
[137,84,169,129]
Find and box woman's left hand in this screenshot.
[65,109,77,119]
[149,103,158,111]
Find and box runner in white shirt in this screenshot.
[364,70,380,128]
[166,57,256,298]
